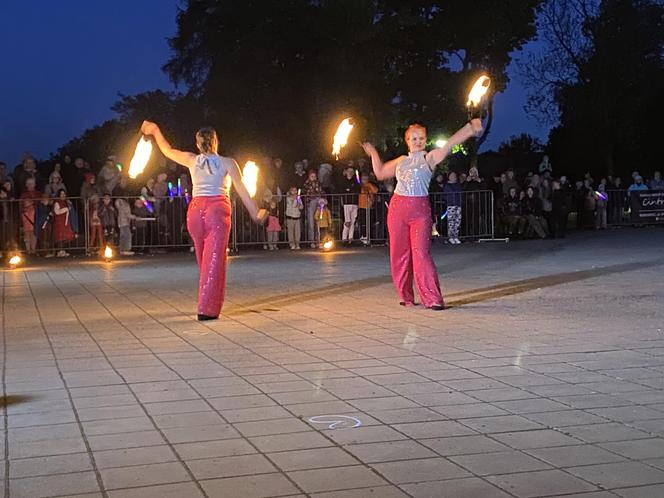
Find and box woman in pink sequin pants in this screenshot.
[141,121,264,321]
[362,119,483,310]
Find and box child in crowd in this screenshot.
[314,197,332,248]
[115,198,136,256]
[35,194,54,257]
[132,198,152,250]
[53,189,76,257]
[88,194,103,254]
[285,186,303,250]
[266,199,281,250]
[20,178,41,255]
[98,193,118,246]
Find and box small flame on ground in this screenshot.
[332,118,354,159]
[323,240,334,250]
[8,255,21,266]
[104,246,113,260]
[467,75,491,108]
[243,160,259,198]
[128,136,153,179]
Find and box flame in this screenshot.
[466,75,491,108]
[323,240,334,250]
[8,255,21,266]
[104,245,113,260]
[242,160,259,198]
[128,136,153,179]
[332,118,354,159]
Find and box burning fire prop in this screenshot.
[128,136,153,179]
[332,118,354,159]
[466,75,491,120]
[8,255,22,268]
[104,245,113,261]
[242,161,259,198]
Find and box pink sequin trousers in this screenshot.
[187,196,232,317]
[387,194,444,307]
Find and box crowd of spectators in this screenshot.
[0,151,662,258]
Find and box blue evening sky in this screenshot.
[0,1,548,167]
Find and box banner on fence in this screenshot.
[630,191,664,223]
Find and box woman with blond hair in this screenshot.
[362,119,483,310]
[140,121,264,320]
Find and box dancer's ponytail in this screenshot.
[196,127,218,154]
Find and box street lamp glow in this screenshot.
[435,138,447,148]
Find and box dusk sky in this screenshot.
[0,0,549,168]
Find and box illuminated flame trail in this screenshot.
[466,75,491,108]
[242,161,259,198]
[332,118,354,159]
[128,136,153,179]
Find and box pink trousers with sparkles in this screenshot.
[187,196,232,317]
[387,194,444,307]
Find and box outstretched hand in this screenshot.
[361,142,377,157]
[140,120,159,136]
[255,208,269,225]
[469,118,484,138]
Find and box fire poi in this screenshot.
[332,118,354,159]
[128,136,153,179]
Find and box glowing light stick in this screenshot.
[355,169,361,184]
[177,178,182,196]
[441,211,448,220]
[332,118,354,159]
[167,182,174,198]
[242,161,259,198]
[140,195,154,213]
[128,136,153,179]
[595,190,607,201]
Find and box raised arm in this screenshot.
[226,159,260,221]
[426,118,484,168]
[140,121,197,169]
[361,143,404,181]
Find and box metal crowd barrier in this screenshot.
[0,195,192,258]
[232,190,496,250]
[0,197,87,256]
[9,188,654,258]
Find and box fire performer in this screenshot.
[361,119,483,310]
[140,121,264,321]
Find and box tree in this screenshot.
[498,133,544,155]
[521,0,664,177]
[164,0,543,161]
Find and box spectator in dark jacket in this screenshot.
[340,167,360,243]
[521,186,547,238]
[500,187,522,236]
[550,179,570,238]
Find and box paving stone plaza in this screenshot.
[2,229,663,498]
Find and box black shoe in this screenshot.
[427,305,445,311]
[197,314,218,321]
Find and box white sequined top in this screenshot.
[394,151,432,197]
[191,154,232,198]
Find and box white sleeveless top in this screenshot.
[394,151,432,197]
[191,154,232,198]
